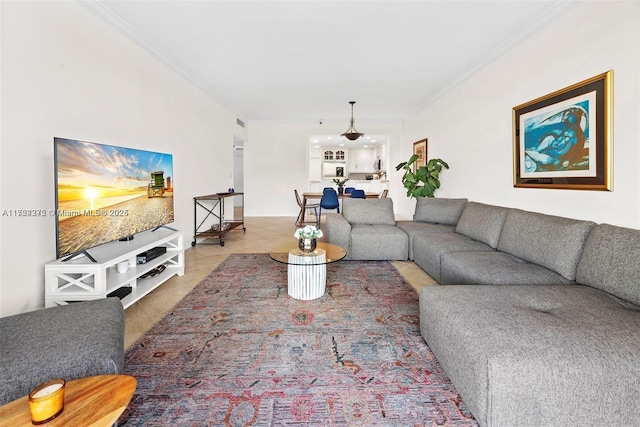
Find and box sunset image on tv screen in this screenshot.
[54,137,174,258]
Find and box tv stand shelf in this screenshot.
[44,228,185,309]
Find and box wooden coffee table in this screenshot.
[0,374,136,427]
[270,242,346,300]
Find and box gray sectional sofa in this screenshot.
[325,197,640,426]
[0,297,125,405]
[410,201,596,286]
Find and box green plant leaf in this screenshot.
[397,155,449,198]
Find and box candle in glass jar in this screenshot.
[28,378,66,424]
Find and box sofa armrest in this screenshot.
[324,213,351,257]
[0,298,125,405]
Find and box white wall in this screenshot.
[400,1,640,228]
[0,1,238,316]
[245,120,403,217]
[2,1,638,317]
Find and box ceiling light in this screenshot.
[341,101,364,141]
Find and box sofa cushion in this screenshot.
[342,198,395,225]
[497,209,595,281]
[413,197,467,224]
[350,224,408,260]
[413,233,493,283]
[440,251,574,285]
[420,284,640,427]
[576,224,640,307]
[455,202,508,248]
[395,221,456,260]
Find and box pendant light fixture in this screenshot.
[341,101,364,141]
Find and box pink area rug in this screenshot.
[120,254,477,426]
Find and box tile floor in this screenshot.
[123,216,437,348]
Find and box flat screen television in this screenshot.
[54,137,174,260]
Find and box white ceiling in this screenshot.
[87,0,570,123]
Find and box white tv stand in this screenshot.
[45,228,185,309]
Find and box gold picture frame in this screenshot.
[413,139,427,171]
[512,70,612,190]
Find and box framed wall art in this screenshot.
[413,139,427,171]
[512,70,612,190]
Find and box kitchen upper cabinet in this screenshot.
[324,149,345,160]
[348,148,375,172]
[319,148,349,178]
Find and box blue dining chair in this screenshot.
[318,188,340,224]
[344,187,355,195]
[350,189,366,199]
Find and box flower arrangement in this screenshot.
[332,178,349,187]
[294,225,323,240]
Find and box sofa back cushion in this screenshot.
[455,202,508,248]
[413,197,467,224]
[497,209,595,281]
[576,224,640,307]
[342,198,396,225]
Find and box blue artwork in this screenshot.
[522,100,590,174]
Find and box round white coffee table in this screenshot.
[269,242,346,300]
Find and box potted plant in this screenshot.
[332,178,349,195]
[395,155,449,198]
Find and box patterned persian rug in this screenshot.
[120,254,478,426]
